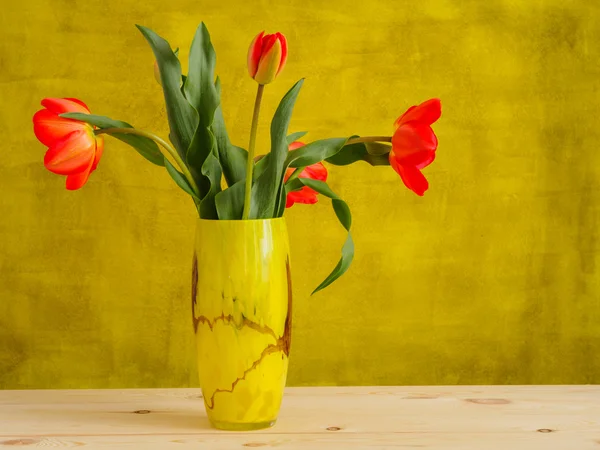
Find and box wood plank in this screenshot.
[0,387,598,449]
[1,385,597,405]
[0,432,598,449]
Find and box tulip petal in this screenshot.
[65,159,94,190]
[391,148,436,168]
[287,187,319,206]
[389,152,402,176]
[276,33,288,74]
[400,165,429,196]
[415,150,435,170]
[66,135,103,190]
[303,162,328,181]
[247,31,265,77]
[392,123,438,159]
[41,98,90,115]
[64,98,91,112]
[283,167,295,183]
[284,160,327,208]
[44,130,96,175]
[395,98,441,127]
[261,34,277,55]
[288,140,305,151]
[33,109,89,147]
[254,38,282,84]
[91,135,104,171]
[394,105,416,129]
[390,157,429,196]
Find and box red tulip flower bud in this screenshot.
[247,31,287,85]
[389,99,441,196]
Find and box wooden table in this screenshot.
[0,386,599,448]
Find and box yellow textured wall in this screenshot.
[1,0,599,389]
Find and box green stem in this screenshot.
[285,135,392,185]
[95,127,201,199]
[345,136,392,145]
[287,135,392,183]
[242,84,265,220]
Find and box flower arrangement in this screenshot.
[33,23,441,294]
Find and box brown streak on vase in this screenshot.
[283,256,293,357]
[191,254,199,333]
[194,313,279,342]
[205,343,283,410]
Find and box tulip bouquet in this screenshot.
[33,23,441,294]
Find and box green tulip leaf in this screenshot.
[275,182,288,218]
[286,131,307,144]
[198,150,222,219]
[285,137,351,168]
[181,74,188,92]
[250,79,304,219]
[212,78,248,187]
[214,76,221,96]
[297,178,354,294]
[136,25,198,162]
[284,177,304,193]
[59,112,165,166]
[325,142,391,166]
[253,153,270,181]
[274,169,306,217]
[215,179,245,220]
[184,22,220,194]
[164,158,200,200]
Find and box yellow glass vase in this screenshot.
[192,218,292,431]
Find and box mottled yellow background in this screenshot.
[1,0,599,389]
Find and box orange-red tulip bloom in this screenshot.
[247,31,287,85]
[284,141,328,208]
[389,98,441,196]
[33,98,103,190]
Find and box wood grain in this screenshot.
[0,387,599,448]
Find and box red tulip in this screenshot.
[284,141,328,208]
[33,98,104,190]
[247,31,287,85]
[389,98,441,196]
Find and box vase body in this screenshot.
[192,218,292,431]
